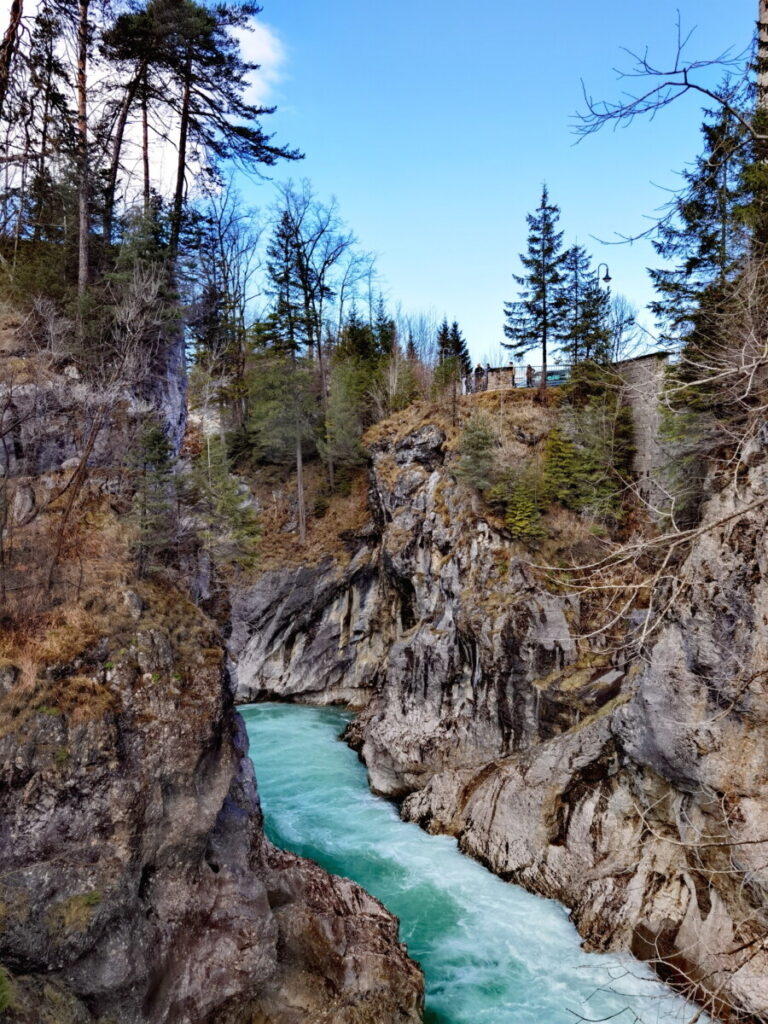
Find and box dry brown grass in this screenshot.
[46,891,101,936]
[244,461,371,576]
[364,391,556,453]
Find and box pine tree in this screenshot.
[558,244,611,365]
[449,321,472,375]
[192,434,260,571]
[456,414,497,492]
[503,186,566,386]
[128,416,176,578]
[504,473,544,543]
[649,102,749,347]
[542,427,581,508]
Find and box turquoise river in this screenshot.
[243,703,703,1024]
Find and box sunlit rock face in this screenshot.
[231,417,768,1022]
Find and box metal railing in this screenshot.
[465,365,572,394]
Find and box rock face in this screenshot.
[232,417,768,1021]
[0,595,423,1024]
[0,329,423,1023]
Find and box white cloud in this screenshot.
[236,20,288,108]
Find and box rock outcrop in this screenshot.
[231,412,768,1021]
[0,327,423,1023]
[0,590,423,1023]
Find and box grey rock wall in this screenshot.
[231,416,768,1022]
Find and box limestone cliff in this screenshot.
[0,332,423,1023]
[230,407,768,1022]
[0,593,423,1024]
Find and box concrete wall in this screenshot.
[616,353,670,507]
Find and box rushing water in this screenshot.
[243,703,702,1024]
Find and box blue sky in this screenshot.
[241,0,755,363]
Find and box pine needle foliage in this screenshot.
[542,427,581,507]
[191,434,260,571]
[456,414,497,492]
[127,416,177,578]
[502,471,545,543]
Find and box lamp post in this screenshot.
[595,262,612,285]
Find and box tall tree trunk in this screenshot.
[0,0,23,123]
[142,73,150,214]
[32,33,54,242]
[759,0,768,112]
[170,47,192,260]
[76,0,90,297]
[103,65,145,245]
[295,432,306,544]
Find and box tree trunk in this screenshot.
[170,48,192,260]
[32,33,54,242]
[76,0,90,297]
[142,74,150,214]
[759,0,768,112]
[103,65,145,245]
[0,0,23,123]
[295,432,306,544]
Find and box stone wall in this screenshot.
[616,352,670,506]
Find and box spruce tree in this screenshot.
[649,102,749,348]
[373,295,397,356]
[456,414,497,492]
[436,318,452,363]
[558,244,611,365]
[337,306,378,363]
[449,321,472,375]
[192,434,260,571]
[128,416,176,578]
[503,186,566,386]
[319,359,368,485]
[504,473,544,543]
[542,427,581,508]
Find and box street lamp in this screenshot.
[596,262,612,285]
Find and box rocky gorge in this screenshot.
[0,329,424,1024]
[230,403,768,1023]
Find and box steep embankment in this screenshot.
[0,325,423,1023]
[230,399,768,1022]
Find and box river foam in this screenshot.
[243,703,706,1024]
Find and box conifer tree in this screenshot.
[436,318,452,363]
[456,414,497,492]
[649,102,749,347]
[262,210,314,540]
[542,427,581,508]
[558,244,611,365]
[192,433,260,571]
[319,359,368,485]
[503,186,566,386]
[337,305,378,362]
[449,321,472,375]
[128,416,176,577]
[373,295,396,356]
[504,473,544,543]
